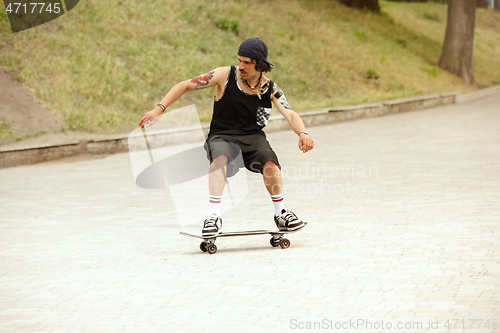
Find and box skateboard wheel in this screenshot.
[279,238,290,249]
[207,243,217,254]
[200,242,207,252]
[270,237,280,247]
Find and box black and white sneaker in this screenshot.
[274,209,306,231]
[202,213,222,236]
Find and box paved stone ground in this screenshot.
[1,95,499,333]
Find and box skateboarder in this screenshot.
[138,38,314,236]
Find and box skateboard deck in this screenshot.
[180,222,307,254]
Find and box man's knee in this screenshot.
[214,154,228,163]
[262,160,280,177]
[211,154,228,170]
[263,160,277,168]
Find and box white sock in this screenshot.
[209,195,222,217]
[271,193,285,216]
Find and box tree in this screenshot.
[338,0,380,13]
[438,0,476,85]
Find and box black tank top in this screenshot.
[208,66,274,138]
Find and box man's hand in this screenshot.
[138,108,162,128]
[271,84,314,153]
[298,134,314,153]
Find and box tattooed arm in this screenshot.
[271,84,314,153]
[139,67,229,128]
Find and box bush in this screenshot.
[338,0,380,13]
[422,12,442,22]
[366,68,379,78]
[215,17,239,34]
[423,65,441,77]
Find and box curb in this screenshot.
[455,85,500,103]
[1,86,499,169]
[264,92,459,132]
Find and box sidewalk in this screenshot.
[0,94,499,332]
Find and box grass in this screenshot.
[0,0,499,134]
[0,117,14,144]
[0,117,46,143]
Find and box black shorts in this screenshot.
[204,132,281,176]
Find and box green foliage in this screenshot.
[366,68,378,78]
[0,9,8,21]
[423,65,441,77]
[422,11,442,22]
[355,30,368,41]
[215,17,239,34]
[0,5,11,33]
[339,0,380,13]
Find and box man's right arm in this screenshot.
[138,66,229,128]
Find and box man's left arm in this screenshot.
[271,84,314,153]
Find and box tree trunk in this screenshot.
[438,0,476,85]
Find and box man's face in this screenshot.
[238,56,259,78]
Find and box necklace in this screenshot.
[242,72,262,91]
[242,72,263,99]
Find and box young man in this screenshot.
[138,38,314,236]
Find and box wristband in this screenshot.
[298,131,309,136]
[157,103,166,113]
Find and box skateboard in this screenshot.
[180,222,307,254]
